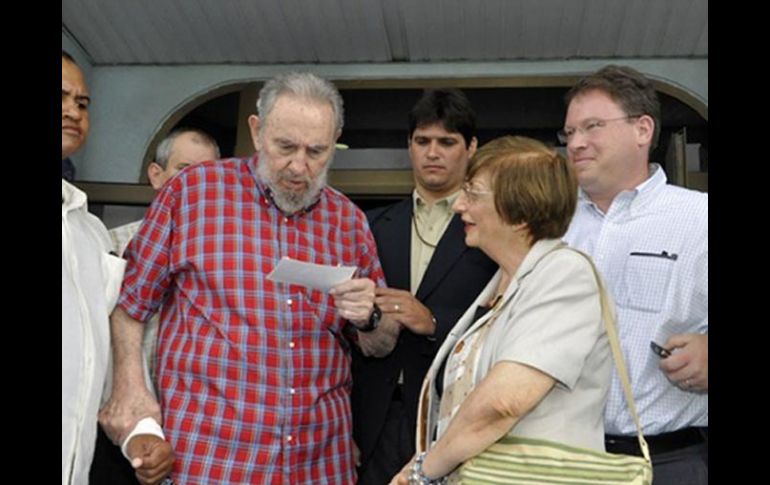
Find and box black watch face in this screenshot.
[359,304,381,332]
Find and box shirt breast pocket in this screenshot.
[620,251,677,312]
[101,252,127,312]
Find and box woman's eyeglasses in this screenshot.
[461,182,492,204]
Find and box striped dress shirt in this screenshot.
[564,164,708,436]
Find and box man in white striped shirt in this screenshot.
[561,65,707,485]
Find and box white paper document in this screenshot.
[266,257,357,292]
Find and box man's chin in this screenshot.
[62,143,82,160]
[269,185,319,213]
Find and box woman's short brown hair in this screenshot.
[467,136,577,242]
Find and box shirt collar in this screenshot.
[412,189,461,214]
[494,238,566,306]
[577,163,667,215]
[514,239,566,282]
[62,179,87,212]
[631,163,666,209]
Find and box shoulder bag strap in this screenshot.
[567,247,651,463]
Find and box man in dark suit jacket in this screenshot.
[352,89,497,484]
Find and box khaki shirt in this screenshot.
[410,190,460,293]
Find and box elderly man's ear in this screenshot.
[147,162,167,190]
[248,115,262,152]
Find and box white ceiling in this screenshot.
[63,0,707,66]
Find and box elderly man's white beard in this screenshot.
[257,150,332,214]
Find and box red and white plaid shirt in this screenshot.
[118,155,384,484]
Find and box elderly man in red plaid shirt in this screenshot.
[100,72,398,484]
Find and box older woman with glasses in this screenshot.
[390,136,613,484]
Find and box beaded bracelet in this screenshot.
[407,451,446,485]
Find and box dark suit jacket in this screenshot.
[352,198,497,462]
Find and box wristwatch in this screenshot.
[357,303,381,333]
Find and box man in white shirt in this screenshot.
[61,50,173,485]
[561,65,707,485]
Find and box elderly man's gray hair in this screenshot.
[257,72,344,133]
[155,128,221,169]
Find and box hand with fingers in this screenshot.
[375,287,436,336]
[99,387,162,445]
[330,277,376,327]
[125,434,175,485]
[659,333,708,392]
[389,455,415,485]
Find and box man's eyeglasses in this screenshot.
[557,115,641,145]
[461,182,492,203]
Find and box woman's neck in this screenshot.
[493,242,531,298]
[484,226,533,303]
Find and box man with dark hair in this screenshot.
[100,72,393,484]
[352,88,497,484]
[62,50,174,485]
[561,65,708,485]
